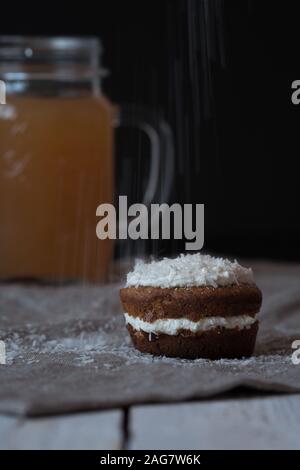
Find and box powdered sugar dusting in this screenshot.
[126,253,254,288]
[3,326,291,374]
[0,277,299,416]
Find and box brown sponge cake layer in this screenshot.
[127,322,259,360]
[120,285,262,322]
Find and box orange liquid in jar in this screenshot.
[0,95,114,282]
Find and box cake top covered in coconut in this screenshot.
[126,253,254,288]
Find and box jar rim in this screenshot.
[0,36,102,57]
[0,36,107,82]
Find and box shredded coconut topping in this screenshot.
[126,253,254,288]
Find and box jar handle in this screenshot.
[116,104,174,206]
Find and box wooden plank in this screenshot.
[0,410,122,450]
[129,395,300,450]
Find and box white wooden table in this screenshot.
[1,393,300,449]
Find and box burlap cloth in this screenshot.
[0,260,300,416]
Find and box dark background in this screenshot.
[2,0,300,260]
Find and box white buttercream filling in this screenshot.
[126,253,254,288]
[124,313,256,336]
